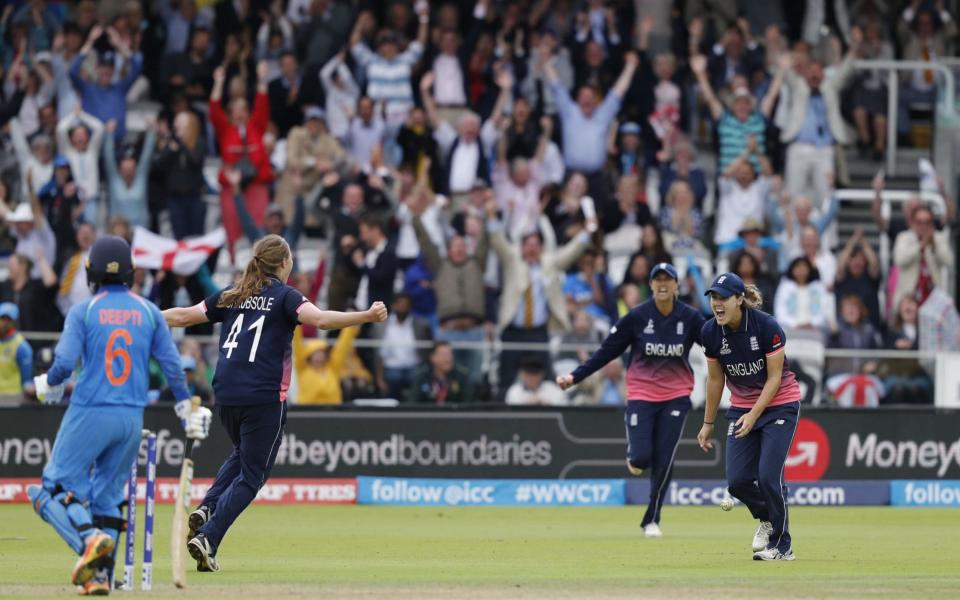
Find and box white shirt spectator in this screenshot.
[435,121,481,194]
[492,160,544,240]
[345,115,386,170]
[378,314,420,370]
[55,111,104,204]
[432,54,466,106]
[320,55,359,140]
[715,176,770,246]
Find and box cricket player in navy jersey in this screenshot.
[697,272,802,561]
[27,235,212,595]
[558,263,705,537]
[162,234,388,572]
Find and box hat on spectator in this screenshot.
[705,272,746,298]
[53,155,70,169]
[34,51,53,65]
[729,86,755,108]
[649,262,678,281]
[98,51,116,67]
[303,338,331,359]
[5,203,34,224]
[0,302,19,321]
[266,204,284,218]
[619,121,641,135]
[305,106,326,121]
[738,218,765,235]
[180,354,197,371]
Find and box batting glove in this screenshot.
[174,398,192,428]
[186,407,213,441]
[33,374,65,404]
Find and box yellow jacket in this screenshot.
[292,325,360,405]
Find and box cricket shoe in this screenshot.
[78,568,110,595]
[752,521,773,552]
[187,505,211,540]
[643,523,663,538]
[187,533,220,573]
[753,547,796,561]
[625,459,644,476]
[71,532,114,586]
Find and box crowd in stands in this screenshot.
[0,0,957,407]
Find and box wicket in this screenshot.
[117,429,157,591]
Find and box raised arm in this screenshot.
[610,50,639,100]
[759,53,791,118]
[296,301,388,330]
[690,54,723,121]
[419,71,440,127]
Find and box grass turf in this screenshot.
[0,504,956,599]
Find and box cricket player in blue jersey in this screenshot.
[697,273,802,561]
[558,263,705,537]
[28,235,213,594]
[163,234,387,572]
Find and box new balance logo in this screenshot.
[671,410,681,417]
[775,419,785,425]
[644,319,654,334]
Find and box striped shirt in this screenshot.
[718,110,766,171]
[351,41,423,119]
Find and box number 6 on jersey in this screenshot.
[221,314,265,362]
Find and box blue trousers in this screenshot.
[624,397,691,527]
[725,401,800,553]
[200,402,287,551]
[42,404,143,539]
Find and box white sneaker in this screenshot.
[752,521,773,551]
[753,547,796,561]
[643,523,663,538]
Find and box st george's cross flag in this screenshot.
[131,226,225,275]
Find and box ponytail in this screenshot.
[218,234,290,307]
[742,284,763,310]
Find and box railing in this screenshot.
[851,60,956,177]
[20,331,943,407]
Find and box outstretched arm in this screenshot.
[690,54,723,120]
[163,303,211,328]
[610,50,639,100]
[297,301,388,330]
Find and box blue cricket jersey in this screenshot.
[47,285,190,406]
[572,300,705,401]
[700,307,801,409]
[203,277,308,406]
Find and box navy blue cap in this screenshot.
[705,272,745,298]
[53,155,70,169]
[649,262,678,282]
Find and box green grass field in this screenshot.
[1,505,957,599]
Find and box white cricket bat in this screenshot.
[172,398,201,589]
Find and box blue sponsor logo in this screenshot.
[891,480,960,507]
[357,477,625,506]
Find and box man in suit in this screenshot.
[485,199,595,398]
[781,27,862,210]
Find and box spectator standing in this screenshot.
[714,137,771,247]
[353,213,400,311]
[850,19,893,160]
[69,25,143,144]
[343,96,386,172]
[410,191,488,384]
[350,5,429,124]
[319,49,359,141]
[0,301,33,403]
[780,28,861,206]
[897,1,956,136]
[892,204,953,309]
[0,252,60,333]
[153,110,207,239]
[54,106,104,215]
[774,257,835,333]
[2,174,56,279]
[35,156,81,270]
[543,44,639,216]
[9,117,54,195]
[834,227,882,328]
[102,119,156,229]
[267,51,306,138]
[276,106,345,222]
[689,53,786,172]
[405,341,474,404]
[487,199,594,396]
[209,62,273,261]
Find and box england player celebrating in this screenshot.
[558,263,705,537]
[162,234,387,572]
[28,236,212,594]
[697,273,802,561]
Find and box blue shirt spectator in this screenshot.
[69,47,142,143]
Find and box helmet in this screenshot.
[86,235,134,288]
